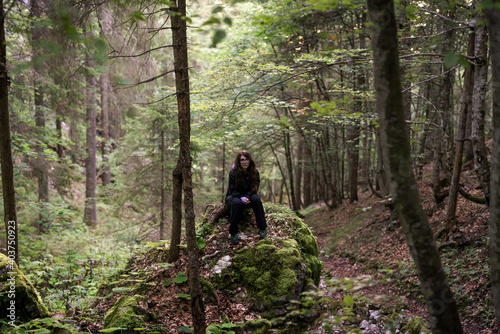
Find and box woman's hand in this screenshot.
[241,197,250,204]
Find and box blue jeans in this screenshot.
[226,193,267,235]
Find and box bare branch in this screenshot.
[109,44,174,58]
[419,8,472,27]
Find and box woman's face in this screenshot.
[240,154,250,171]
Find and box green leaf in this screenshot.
[156,262,173,268]
[99,328,127,333]
[223,17,233,26]
[196,236,206,250]
[344,295,354,306]
[177,293,191,299]
[130,10,147,22]
[112,287,133,293]
[212,6,224,14]
[178,327,193,333]
[211,30,227,48]
[163,279,172,287]
[310,102,321,109]
[173,272,188,284]
[444,52,471,69]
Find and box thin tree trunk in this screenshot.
[160,130,165,241]
[0,0,19,265]
[31,0,49,232]
[487,0,500,325]
[303,143,312,207]
[294,139,303,209]
[170,0,206,331]
[221,142,225,202]
[444,32,475,235]
[367,0,464,332]
[432,12,455,203]
[84,55,97,227]
[347,125,360,203]
[470,20,490,205]
[100,5,111,187]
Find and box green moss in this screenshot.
[103,295,150,333]
[0,254,49,323]
[233,239,305,310]
[243,318,272,333]
[401,317,428,334]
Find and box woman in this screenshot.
[225,150,267,245]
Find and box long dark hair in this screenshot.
[233,150,258,193]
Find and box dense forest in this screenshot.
[1,0,500,332]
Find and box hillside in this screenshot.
[306,165,494,333]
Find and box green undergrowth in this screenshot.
[15,214,138,315]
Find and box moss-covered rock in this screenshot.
[103,295,151,333]
[200,203,323,318]
[0,253,49,324]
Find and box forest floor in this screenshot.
[74,166,496,333]
[307,164,495,333]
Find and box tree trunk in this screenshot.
[294,138,303,210]
[168,162,182,263]
[470,20,490,205]
[347,124,360,203]
[31,0,50,232]
[170,0,206,331]
[84,54,97,227]
[375,127,390,196]
[160,130,166,241]
[487,0,500,325]
[432,11,455,203]
[100,5,111,187]
[444,32,475,235]
[303,143,312,207]
[0,0,19,265]
[367,0,464,332]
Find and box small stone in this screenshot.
[360,320,370,329]
[212,255,232,274]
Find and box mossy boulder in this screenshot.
[103,295,151,333]
[200,203,323,317]
[0,253,49,324]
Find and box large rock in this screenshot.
[0,253,49,324]
[200,203,323,318]
[103,295,152,333]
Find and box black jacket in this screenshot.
[225,169,260,200]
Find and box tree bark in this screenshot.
[0,0,19,265]
[487,0,500,325]
[444,32,475,235]
[168,162,182,263]
[160,130,166,241]
[294,137,303,209]
[302,142,312,207]
[99,5,112,187]
[432,10,455,203]
[31,0,50,232]
[367,0,463,332]
[470,19,490,205]
[84,55,97,227]
[170,0,206,331]
[347,124,360,203]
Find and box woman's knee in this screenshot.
[249,194,262,203]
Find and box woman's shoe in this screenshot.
[230,234,239,245]
[259,229,267,239]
